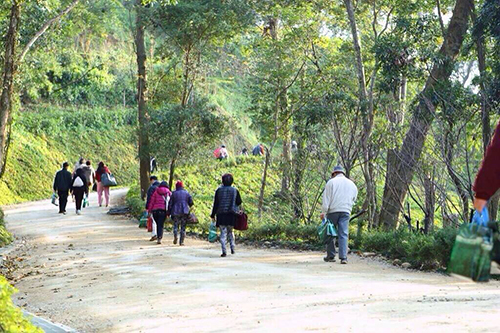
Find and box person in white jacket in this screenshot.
[320,165,358,264]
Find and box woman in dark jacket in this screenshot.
[168,180,194,246]
[70,168,89,215]
[210,173,242,257]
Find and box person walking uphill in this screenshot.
[71,168,89,215]
[474,121,500,213]
[53,162,72,214]
[168,181,194,246]
[147,181,171,244]
[321,166,358,264]
[211,173,242,257]
[146,176,160,242]
[95,161,111,207]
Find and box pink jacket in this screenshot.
[147,186,171,212]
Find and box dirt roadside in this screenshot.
[2,189,500,333]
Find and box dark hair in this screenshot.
[62,162,69,168]
[150,175,158,181]
[79,157,85,164]
[222,173,233,186]
[86,160,91,166]
[159,181,169,188]
[96,161,106,174]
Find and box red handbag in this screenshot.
[147,216,153,232]
[234,212,248,231]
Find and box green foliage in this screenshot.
[360,227,458,269]
[126,184,146,219]
[0,105,137,205]
[0,208,13,247]
[0,275,42,333]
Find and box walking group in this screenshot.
[52,159,116,215]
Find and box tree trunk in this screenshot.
[344,0,376,226]
[292,137,306,218]
[423,170,435,234]
[135,0,151,199]
[0,1,21,179]
[168,158,176,190]
[258,147,271,218]
[378,0,473,229]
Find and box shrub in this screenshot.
[0,208,13,247]
[126,185,145,219]
[0,275,42,332]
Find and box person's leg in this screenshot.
[179,216,187,245]
[156,211,166,240]
[228,226,235,253]
[75,189,84,211]
[337,213,350,260]
[58,190,68,213]
[325,213,339,260]
[219,226,228,255]
[97,182,103,206]
[104,186,110,206]
[173,216,179,244]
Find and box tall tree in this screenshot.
[135,0,150,199]
[379,0,474,229]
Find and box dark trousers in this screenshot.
[73,187,85,211]
[153,210,167,240]
[58,190,69,213]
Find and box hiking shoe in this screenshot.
[173,237,178,245]
[340,259,348,265]
[157,239,162,245]
[221,253,227,257]
[323,257,336,263]
[149,236,157,241]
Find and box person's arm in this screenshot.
[188,193,194,207]
[145,187,152,210]
[321,181,332,217]
[474,121,500,211]
[211,190,219,219]
[147,192,156,212]
[53,172,58,192]
[235,189,242,207]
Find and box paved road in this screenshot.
[3,189,500,332]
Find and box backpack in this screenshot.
[73,176,84,188]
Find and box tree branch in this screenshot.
[19,0,80,63]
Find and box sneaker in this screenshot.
[221,253,227,257]
[231,249,235,255]
[179,242,184,246]
[323,257,336,263]
[340,259,348,265]
[157,239,162,245]
[62,212,67,215]
[173,236,178,245]
[149,236,157,241]
[76,210,81,215]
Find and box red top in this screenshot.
[474,121,500,200]
[95,166,110,182]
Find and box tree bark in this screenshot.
[258,147,271,218]
[423,170,436,234]
[168,158,176,190]
[378,0,473,229]
[135,0,151,199]
[0,1,21,179]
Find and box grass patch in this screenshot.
[0,208,13,247]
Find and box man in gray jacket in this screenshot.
[320,166,358,264]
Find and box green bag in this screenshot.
[139,212,148,228]
[83,196,89,208]
[208,222,217,243]
[448,223,492,282]
[317,219,337,245]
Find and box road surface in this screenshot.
[2,189,500,332]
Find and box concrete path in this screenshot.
[3,189,500,332]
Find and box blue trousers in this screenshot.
[326,212,350,260]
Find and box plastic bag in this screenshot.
[83,195,89,208]
[208,222,217,243]
[51,193,58,206]
[139,212,148,228]
[317,219,337,245]
[448,223,492,282]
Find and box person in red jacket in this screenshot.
[147,181,171,244]
[95,161,111,207]
[474,121,500,213]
